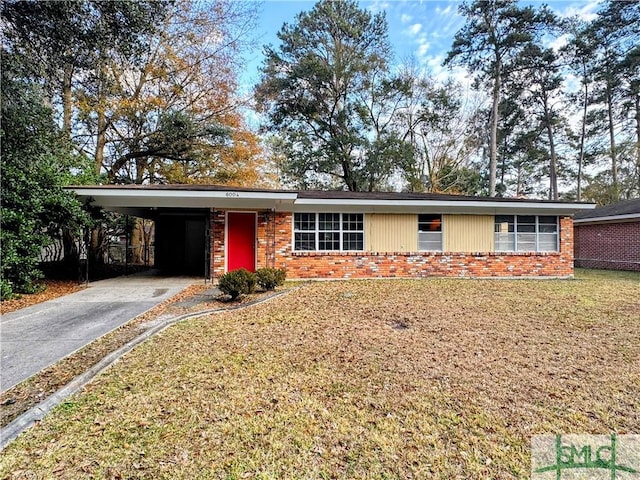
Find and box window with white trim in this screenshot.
[494,215,558,252]
[418,214,442,251]
[294,213,364,251]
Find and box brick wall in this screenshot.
[574,221,640,272]
[210,209,226,277]
[210,211,574,279]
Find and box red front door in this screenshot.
[227,212,256,272]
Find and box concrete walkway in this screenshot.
[0,272,200,392]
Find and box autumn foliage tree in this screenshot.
[70,0,264,186]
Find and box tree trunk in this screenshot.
[488,50,502,198]
[136,157,146,184]
[130,219,144,264]
[577,79,588,202]
[62,64,73,136]
[606,82,618,191]
[635,92,640,193]
[62,227,79,266]
[489,65,501,197]
[546,121,558,201]
[543,96,558,201]
[90,227,105,268]
[95,108,107,176]
[94,62,108,176]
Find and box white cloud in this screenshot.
[400,13,412,23]
[417,40,430,58]
[553,0,601,21]
[367,0,391,14]
[409,23,422,35]
[420,53,475,91]
[548,33,570,52]
[435,5,453,16]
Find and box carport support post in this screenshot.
[125,215,129,276]
[81,226,89,286]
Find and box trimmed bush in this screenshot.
[218,268,256,300]
[256,267,286,291]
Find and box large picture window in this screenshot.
[494,215,558,252]
[294,213,364,251]
[418,214,442,251]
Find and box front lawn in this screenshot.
[2,270,638,478]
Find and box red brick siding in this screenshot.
[574,221,640,272]
[210,212,575,278]
[210,209,226,277]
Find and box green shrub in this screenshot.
[256,267,286,291]
[1,279,15,301]
[218,268,256,300]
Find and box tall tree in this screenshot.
[560,17,597,201]
[397,71,484,194]
[255,0,410,192]
[444,0,553,196]
[0,54,91,299]
[1,0,169,138]
[73,0,263,186]
[513,43,565,200]
[586,1,639,198]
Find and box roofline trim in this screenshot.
[72,187,298,201]
[67,186,596,212]
[293,198,595,210]
[574,213,640,224]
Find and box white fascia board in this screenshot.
[574,213,640,224]
[72,188,297,201]
[71,188,297,210]
[293,198,595,215]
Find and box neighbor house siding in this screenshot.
[366,213,418,252]
[574,221,640,271]
[443,214,494,252]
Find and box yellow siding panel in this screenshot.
[366,214,418,252]
[443,215,494,252]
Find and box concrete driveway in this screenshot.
[0,272,200,392]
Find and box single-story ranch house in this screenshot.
[574,198,640,272]
[70,185,595,279]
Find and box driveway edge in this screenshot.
[0,288,295,451]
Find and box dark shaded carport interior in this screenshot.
[98,205,209,277]
[153,209,208,277]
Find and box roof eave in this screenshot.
[574,213,640,224]
[70,187,298,211]
[292,198,595,215]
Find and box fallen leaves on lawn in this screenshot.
[0,282,283,428]
[1,270,638,479]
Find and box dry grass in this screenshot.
[0,285,288,428]
[1,269,638,479]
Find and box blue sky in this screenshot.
[241,0,601,93]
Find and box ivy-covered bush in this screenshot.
[256,268,286,291]
[218,268,256,300]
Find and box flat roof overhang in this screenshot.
[71,187,298,217]
[574,213,640,225]
[68,185,596,217]
[292,198,595,215]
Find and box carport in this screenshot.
[71,185,297,279]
